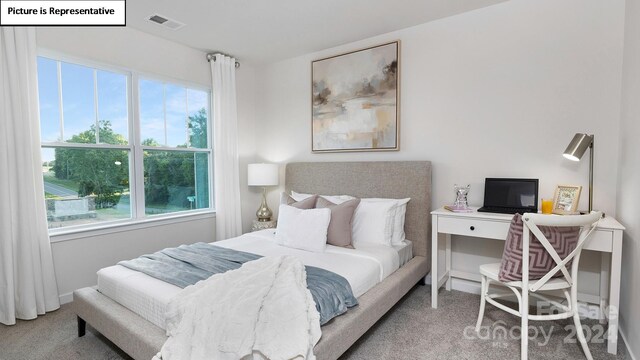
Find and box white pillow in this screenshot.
[291,191,354,205]
[275,204,331,252]
[353,198,411,246]
[351,199,397,247]
[391,198,410,245]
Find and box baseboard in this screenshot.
[450,278,482,295]
[59,292,73,305]
[619,328,638,360]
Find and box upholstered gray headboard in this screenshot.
[285,161,431,258]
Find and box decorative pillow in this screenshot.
[351,199,398,247]
[499,214,580,282]
[315,197,361,249]
[280,192,318,209]
[275,205,331,253]
[291,191,354,205]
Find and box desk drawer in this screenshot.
[438,216,510,240]
[584,230,613,252]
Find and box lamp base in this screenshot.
[579,210,606,218]
[256,187,273,222]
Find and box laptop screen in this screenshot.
[483,178,539,209]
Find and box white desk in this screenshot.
[430,207,624,355]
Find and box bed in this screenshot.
[71,161,432,360]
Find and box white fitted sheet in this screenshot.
[97,230,412,330]
[395,239,413,267]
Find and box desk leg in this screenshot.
[599,252,610,325]
[445,234,452,291]
[431,214,439,309]
[607,230,623,355]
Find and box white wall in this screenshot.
[36,26,259,301]
[37,27,210,86]
[235,66,262,232]
[617,0,640,358]
[252,0,626,296]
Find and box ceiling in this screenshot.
[126,0,507,64]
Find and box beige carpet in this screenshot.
[0,285,629,360]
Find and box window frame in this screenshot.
[38,50,215,239]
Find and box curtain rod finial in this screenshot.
[206,53,240,68]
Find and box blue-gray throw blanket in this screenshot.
[118,242,358,325]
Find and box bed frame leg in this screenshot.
[419,276,427,286]
[77,316,86,337]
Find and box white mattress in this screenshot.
[97,230,413,330]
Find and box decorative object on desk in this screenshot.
[251,219,277,232]
[552,184,582,215]
[311,41,399,152]
[563,133,594,212]
[540,198,553,214]
[454,184,470,208]
[444,204,473,213]
[248,163,279,221]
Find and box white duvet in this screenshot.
[97,230,409,330]
[153,255,321,360]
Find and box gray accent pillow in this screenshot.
[280,193,318,209]
[315,197,361,249]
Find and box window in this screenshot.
[138,79,210,215]
[38,56,212,231]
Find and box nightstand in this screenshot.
[251,219,277,232]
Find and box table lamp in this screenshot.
[562,133,594,212]
[248,163,279,221]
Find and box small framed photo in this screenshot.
[552,184,582,215]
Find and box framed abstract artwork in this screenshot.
[311,41,400,152]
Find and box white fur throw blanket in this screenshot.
[153,255,321,360]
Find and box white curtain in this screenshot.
[210,54,243,240]
[0,27,60,325]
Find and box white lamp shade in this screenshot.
[248,163,279,186]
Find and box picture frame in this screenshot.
[552,184,582,215]
[311,41,400,153]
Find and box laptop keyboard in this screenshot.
[477,206,536,215]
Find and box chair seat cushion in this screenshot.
[499,214,580,282]
[481,263,570,290]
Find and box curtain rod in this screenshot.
[206,53,240,68]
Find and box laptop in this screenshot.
[477,178,539,215]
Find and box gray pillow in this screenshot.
[315,197,361,249]
[280,193,318,209]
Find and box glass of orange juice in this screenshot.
[541,199,553,214]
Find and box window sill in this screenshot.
[49,210,216,243]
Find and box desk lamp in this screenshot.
[563,133,594,212]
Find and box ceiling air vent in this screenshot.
[147,14,185,30]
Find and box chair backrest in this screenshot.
[521,211,602,292]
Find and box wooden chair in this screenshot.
[475,211,602,360]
